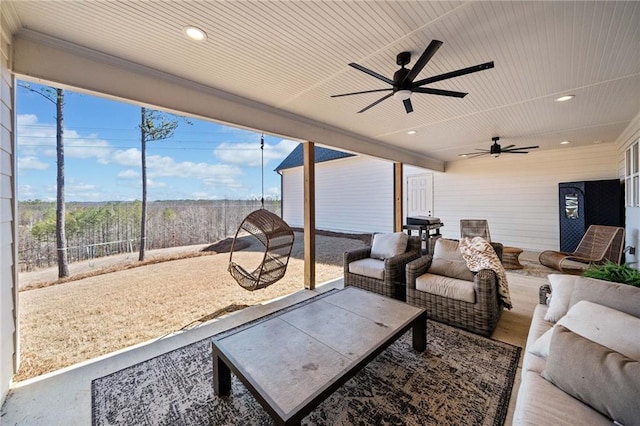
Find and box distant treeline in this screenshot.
[18,199,280,271]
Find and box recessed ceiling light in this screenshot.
[555,95,575,102]
[560,140,571,145]
[183,26,207,42]
[458,154,468,157]
[407,130,417,135]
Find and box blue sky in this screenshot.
[16,81,300,202]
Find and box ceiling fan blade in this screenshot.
[502,144,516,150]
[412,61,495,88]
[503,151,530,154]
[502,145,540,151]
[412,87,467,98]
[349,63,394,85]
[459,149,489,156]
[357,92,394,113]
[331,88,392,98]
[402,40,443,84]
[403,98,413,113]
[460,152,489,158]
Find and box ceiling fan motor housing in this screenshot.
[396,51,411,66]
[393,67,412,92]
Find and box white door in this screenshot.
[407,174,433,217]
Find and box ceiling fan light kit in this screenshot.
[460,136,540,159]
[393,90,412,101]
[331,40,494,114]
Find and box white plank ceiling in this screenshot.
[3,1,640,163]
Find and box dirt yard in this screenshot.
[16,231,368,381]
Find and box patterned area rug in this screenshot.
[93,295,521,426]
[507,259,556,279]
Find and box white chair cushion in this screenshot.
[415,272,476,303]
[348,258,385,280]
[370,232,409,260]
[429,239,475,281]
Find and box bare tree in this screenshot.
[138,107,191,260]
[19,83,69,278]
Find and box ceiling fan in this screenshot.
[331,39,494,114]
[459,137,539,158]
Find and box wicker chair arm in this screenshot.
[490,242,504,261]
[473,269,502,313]
[405,255,433,290]
[384,249,422,283]
[539,284,551,305]
[344,247,372,264]
[343,247,372,276]
[384,249,421,269]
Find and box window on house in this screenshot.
[626,140,639,207]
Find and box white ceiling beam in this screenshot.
[11,31,444,172]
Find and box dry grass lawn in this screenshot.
[17,232,368,381]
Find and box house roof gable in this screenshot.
[275,144,354,172]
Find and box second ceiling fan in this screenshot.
[459,137,540,158]
[331,39,494,113]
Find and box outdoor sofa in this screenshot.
[513,274,640,425]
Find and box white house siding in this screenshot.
[617,111,640,267]
[281,156,394,234]
[433,144,619,252]
[0,16,15,404]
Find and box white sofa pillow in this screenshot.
[370,232,408,260]
[543,274,577,323]
[528,300,640,361]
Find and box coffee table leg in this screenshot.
[412,312,427,352]
[213,345,231,396]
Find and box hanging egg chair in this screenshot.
[228,209,295,291]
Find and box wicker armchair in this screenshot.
[344,235,421,301]
[406,240,504,336]
[460,219,491,241]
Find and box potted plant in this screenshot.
[582,261,640,287]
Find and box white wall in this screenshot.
[0,14,15,405]
[281,156,394,234]
[617,111,640,266]
[433,144,619,251]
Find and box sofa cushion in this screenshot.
[543,274,577,322]
[569,275,640,318]
[528,300,640,360]
[348,258,385,280]
[513,370,611,425]
[429,239,475,281]
[370,232,408,260]
[542,326,640,426]
[415,272,475,303]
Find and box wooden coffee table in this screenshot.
[212,287,427,425]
